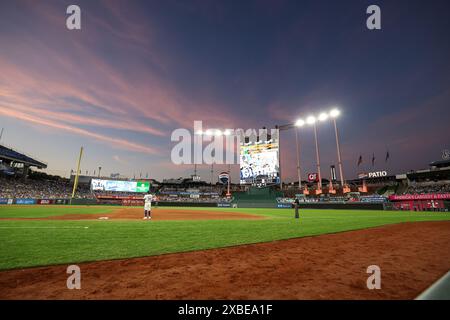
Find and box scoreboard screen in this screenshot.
[239,141,280,185]
[91,179,150,193]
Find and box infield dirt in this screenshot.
[0,207,264,221]
[1,221,449,299]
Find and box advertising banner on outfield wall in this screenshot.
[54,199,69,205]
[277,203,293,208]
[389,193,450,201]
[360,195,387,203]
[37,199,54,205]
[217,203,232,207]
[15,199,36,205]
[0,198,9,204]
[122,199,144,206]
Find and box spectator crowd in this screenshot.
[1,176,233,202]
[0,176,91,199]
[155,195,232,203]
[403,182,450,195]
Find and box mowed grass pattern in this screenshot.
[0,205,449,270]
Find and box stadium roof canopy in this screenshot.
[406,167,450,181]
[0,144,47,169]
[430,159,450,168]
[162,177,208,186]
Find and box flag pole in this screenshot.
[333,118,345,188]
[70,147,84,205]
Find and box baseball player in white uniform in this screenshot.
[143,193,153,220]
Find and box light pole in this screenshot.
[330,108,345,188]
[278,109,345,195]
[276,124,294,191]
[294,119,305,190]
[294,128,301,190]
[278,120,305,191]
[210,163,214,187]
[279,135,282,190]
[197,129,235,195]
[307,116,322,192]
[227,163,231,197]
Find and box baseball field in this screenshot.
[0,205,449,299]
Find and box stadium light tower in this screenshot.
[307,115,322,192]
[278,108,346,194]
[197,128,235,195]
[294,119,305,189]
[277,118,310,190]
[210,163,214,188]
[223,129,233,196]
[329,108,345,188]
[274,124,290,190]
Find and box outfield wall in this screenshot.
[236,201,278,208]
[156,201,218,207]
[1,198,393,210]
[296,203,384,210]
[0,198,70,205]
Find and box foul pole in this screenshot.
[70,147,84,205]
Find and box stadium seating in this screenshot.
[403,182,450,195]
[0,162,14,175]
[0,176,91,199]
[0,145,46,168]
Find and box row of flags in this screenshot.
[357,151,390,167]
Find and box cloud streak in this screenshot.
[0,106,160,155]
[0,0,239,158]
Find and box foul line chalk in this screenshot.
[0,226,89,229]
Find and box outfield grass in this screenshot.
[0,205,449,270]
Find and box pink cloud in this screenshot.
[0,0,254,167]
[0,106,160,155]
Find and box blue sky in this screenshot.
[0,0,449,182]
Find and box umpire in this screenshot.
[294,198,300,219]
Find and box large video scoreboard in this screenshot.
[91,179,150,193]
[239,141,280,185]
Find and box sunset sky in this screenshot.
[0,0,449,182]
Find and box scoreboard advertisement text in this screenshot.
[91,179,150,193]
